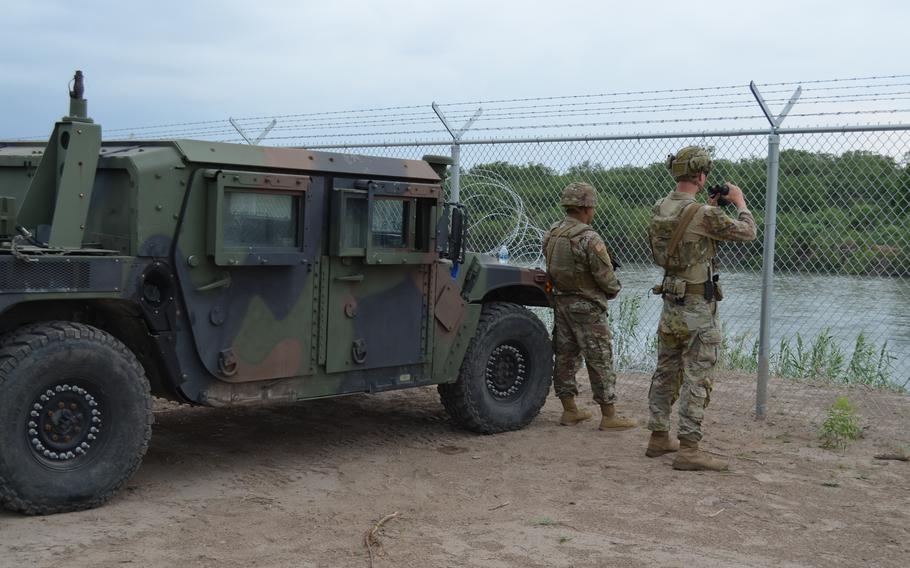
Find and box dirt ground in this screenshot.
[1,372,908,568]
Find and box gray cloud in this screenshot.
[2,0,907,138]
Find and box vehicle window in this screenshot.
[223,191,298,248]
[342,196,367,249]
[371,199,408,249]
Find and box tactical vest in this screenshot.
[649,200,715,283]
[545,221,598,294]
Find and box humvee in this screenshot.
[0,72,553,514]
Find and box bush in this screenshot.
[818,396,862,451]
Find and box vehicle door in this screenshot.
[324,179,440,376]
[175,169,323,382]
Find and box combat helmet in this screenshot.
[560,182,597,208]
[666,146,712,181]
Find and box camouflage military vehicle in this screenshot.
[0,72,552,515]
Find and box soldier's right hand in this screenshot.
[724,182,747,209]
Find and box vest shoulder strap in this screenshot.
[666,203,702,261]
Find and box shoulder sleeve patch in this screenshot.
[592,239,612,265]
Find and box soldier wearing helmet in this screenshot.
[542,182,636,431]
[644,146,757,470]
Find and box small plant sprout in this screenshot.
[818,396,862,451]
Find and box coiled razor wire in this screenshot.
[460,168,547,267]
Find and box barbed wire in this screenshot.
[103,102,430,134]
[15,73,910,142]
[437,74,910,108]
[222,108,910,144]
[753,73,910,88]
[104,102,910,142]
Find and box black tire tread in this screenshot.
[0,321,153,515]
[438,302,552,434]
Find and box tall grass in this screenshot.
[721,332,760,374]
[776,330,847,380]
[609,295,644,369]
[606,297,902,391]
[738,330,898,390]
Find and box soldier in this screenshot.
[543,182,636,431]
[645,146,757,470]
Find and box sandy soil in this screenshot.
[1,372,908,568]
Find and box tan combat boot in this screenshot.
[598,404,636,430]
[645,431,679,457]
[559,396,593,425]
[672,439,729,471]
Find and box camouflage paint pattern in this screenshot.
[543,215,621,404]
[0,129,550,407]
[647,190,757,441]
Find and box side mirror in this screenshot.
[448,205,466,264]
[436,202,467,265]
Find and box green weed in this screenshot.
[818,396,862,451]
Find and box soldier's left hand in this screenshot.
[707,187,722,206]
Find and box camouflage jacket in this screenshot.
[543,216,621,312]
[649,191,757,283]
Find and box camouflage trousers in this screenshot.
[647,295,722,442]
[552,296,617,405]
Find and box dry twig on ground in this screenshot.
[873,453,909,462]
[364,511,400,567]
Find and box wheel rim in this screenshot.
[27,383,104,465]
[484,341,531,400]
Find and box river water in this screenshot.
[527,261,910,389]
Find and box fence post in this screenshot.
[750,81,801,420]
[229,117,278,146]
[450,142,462,202]
[756,131,780,419]
[432,103,482,203]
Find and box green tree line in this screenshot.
[464,149,910,276]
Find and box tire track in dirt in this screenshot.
[147,388,478,487]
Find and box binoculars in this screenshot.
[707,184,730,206]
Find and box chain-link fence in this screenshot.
[313,126,910,446]
[100,76,910,446]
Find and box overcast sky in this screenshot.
[2,0,907,139]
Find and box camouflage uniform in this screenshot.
[543,185,621,406]
[647,191,756,441]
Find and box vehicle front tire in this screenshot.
[0,322,153,515]
[439,302,553,434]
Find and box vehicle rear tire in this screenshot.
[0,321,152,515]
[439,302,552,433]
